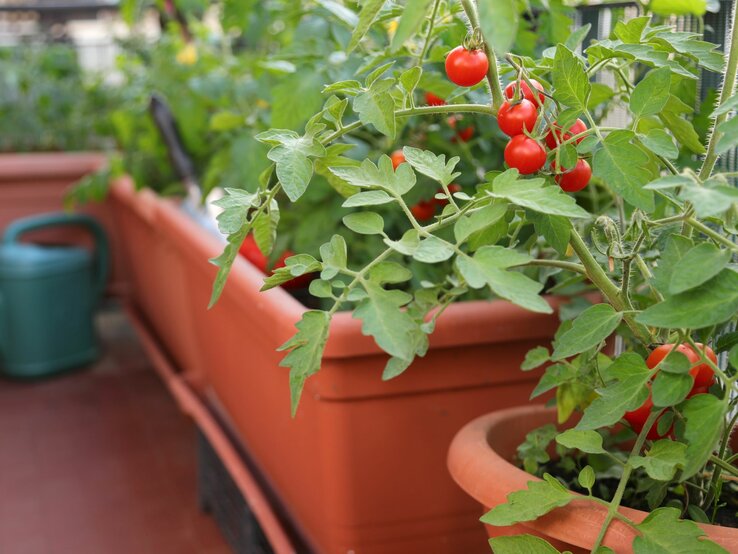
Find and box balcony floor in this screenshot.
[0,303,230,554]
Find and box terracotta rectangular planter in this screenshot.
[0,152,127,296]
[110,177,570,553]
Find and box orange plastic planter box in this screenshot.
[448,405,738,553]
[111,178,570,553]
[0,152,126,296]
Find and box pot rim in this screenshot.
[0,152,106,181]
[447,404,738,551]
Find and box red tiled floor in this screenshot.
[0,303,231,554]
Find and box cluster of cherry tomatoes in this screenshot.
[499,79,591,192]
[239,234,313,289]
[391,149,461,221]
[624,343,717,440]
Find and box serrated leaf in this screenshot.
[261,254,322,291]
[489,535,563,554]
[399,66,422,98]
[454,203,508,243]
[593,130,654,210]
[634,507,728,553]
[319,234,347,278]
[678,182,738,217]
[481,476,573,526]
[713,94,738,117]
[660,110,706,155]
[639,129,679,159]
[552,304,622,360]
[556,429,605,454]
[456,247,552,314]
[531,364,576,399]
[342,211,385,235]
[528,212,571,256]
[331,157,416,195]
[669,243,731,294]
[652,234,693,296]
[257,130,326,202]
[309,279,333,299]
[315,0,358,26]
[487,170,589,218]
[403,146,460,186]
[577,353,651,430]
[630,67,671,117]
[651,371,692,406]
[278,311,331,416]
[681,394,726,479]
[631,441,687,481]
[521,346,550,371]
[252,207,279,256]
[717,116,738,153]
[348,0,387,52]
[637,269,738,329]
[552,45,591,115]
[367,261,412,284]
[353,78,396,138]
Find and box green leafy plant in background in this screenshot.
[209,0,738,550]
[0,44,114,152]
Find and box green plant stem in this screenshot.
[518,259,587,275]
[591,410,661,551]
[685,217,738,252]
[458,0,505,110]
[320,103,496,145]
[709,455,738,477]
[568,227,653,344]
[699,0,738,180]
[417,0,442,66]
[327,248,394,317]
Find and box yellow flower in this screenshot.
[386,19,398,39]
[255,99,270,109]
[176,43,198,65]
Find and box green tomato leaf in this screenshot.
[481,475,573,526]
[521,346,550,371]
[552,304,622,360]
[527,212,571,256]
[651,234,693,296]
[637,268,738,329]
[552,45,591,115]
[454,203,508,243]
[681,394,727,480]
[631,441,687,481]
[278,310,331,416]
[486,170,589,218]
[353,78,396,138]
[651,371,693,407]
[319,234,348,279]
[555,429,606,454]
[717,116,738,154]
[412,235,455,263]
[342,212,385,235]
[390,0,433,51]
[577,353,651,430]
[531,364,576,399]
[578,465,596,492]
[639,129,679,159]
[634,507,728,553]
[456,247,552,314]
[257,129,326,201]
[366,261,412,285]
[402,146,460,186]
[630,67,672,117]
[478,0,519,56]
[342,190,393,207]
[669,243,732,294]
[331,156,416,195]
[593,130,655,211]
[678,181,738,217]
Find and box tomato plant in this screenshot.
[202,0,738,551]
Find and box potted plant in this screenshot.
[431,2,738,552]
[205,0,738,552]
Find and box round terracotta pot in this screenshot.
[447,404,738,553]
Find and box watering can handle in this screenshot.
[3,213,110,300]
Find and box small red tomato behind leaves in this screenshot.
[623,394,672,441]
[504,135,546,175]
[497,99,539,137]
[239,234,269,272]
[445,46,489,87]
[554,159,592,192]
[545,118,588,149]
[425,92,446,106]
[390,149,406,170]
[504,79,545,105]
[411,200,437,222]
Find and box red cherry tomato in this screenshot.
[623,393,672,440]
[504,79,545,105]
[689,343,717,390]
[504,135,546,175]
[545,119,588,149]
[497,99,539,137]
[390,149,406,170]
[445,46,489,87]
[425,92,446,106]
[554,159,592,192]
[436,183,462,206]
[448,117,474,142]
[411,200,436,221]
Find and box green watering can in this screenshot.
[0,213,109,378]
